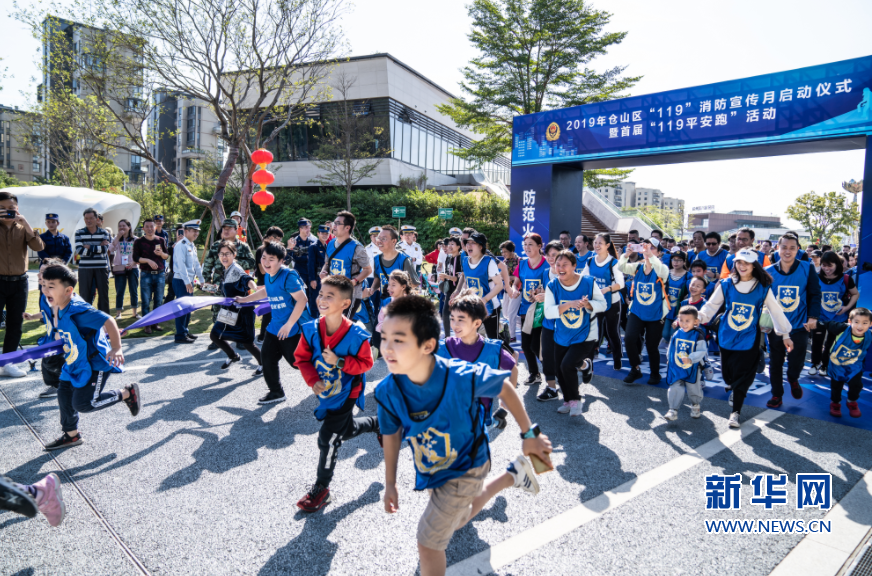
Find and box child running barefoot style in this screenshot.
[40,264,141,451]
[0,473,66,527]
[664,305,708,421]
[436,289,518,430]
[376,296,552,576]
[293,275,378,512]
[822,307,872,418]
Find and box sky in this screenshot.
[2,0,871,227]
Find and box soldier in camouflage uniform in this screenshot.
[203,218,257,349]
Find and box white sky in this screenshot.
[2,0,870,226]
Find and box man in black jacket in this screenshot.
[305,224,329,315]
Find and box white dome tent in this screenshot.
[0,185,141,258]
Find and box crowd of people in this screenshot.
[1,188,869,576]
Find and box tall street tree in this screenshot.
[786,191,860,245]
[436,0,640,188]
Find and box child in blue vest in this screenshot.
[661,251,688,346]
[822,307,872,418]
[664,305,708,421]
[293,275,377,512]
[376,296,551,574]
[236,242,310,405]
[689,259,716,300]
[436,289,518,429]
[39,264,141,451]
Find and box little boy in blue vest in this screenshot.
[664,305,708,421]
[294,275,377,512]
[822,307,872,418]
[376,296,551,576]
[39,264,141,451]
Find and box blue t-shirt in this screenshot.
[265,267,308,337]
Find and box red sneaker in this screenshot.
[830,402,842,417]
[297,484,331,512]
[847,401,862,418]
[766,396,782,409]
[789,380,803,399]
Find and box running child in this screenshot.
[374,270,413,352]
[40,264,141,451]
[436,289,518,430]
[664,305,708,421]
[294,275,377,512]
[674,276,714,381]
[822,307,872,418]
[662,251,688,345]
[376,296,551,576]
[689,259,715,299]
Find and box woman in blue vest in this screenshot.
[617,238,670,385]
[581,233,624,371]
[544,251,607,418]
[532,241,564,402]
[699,249,793,428]
[451,232,503,340]
[809,251,858,377]
[506,233,550,386]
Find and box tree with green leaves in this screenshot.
[436,0,640,187]
[0,169,29,189]
[786,191,859,245]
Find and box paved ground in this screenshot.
[2,335,871,576]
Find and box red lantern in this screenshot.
[251,169,275,188]
[253,189,275,211]
[251,148,273,167]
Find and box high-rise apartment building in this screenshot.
[0,105,45,182]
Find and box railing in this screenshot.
[584,187,626,220]
[619,207,662,232]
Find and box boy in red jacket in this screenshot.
[294,275,378,512]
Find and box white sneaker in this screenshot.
[507,455,540,495]
[690,404,701,419]
[115,311,124,320]
[664,409,678,421]
[135,312,142,319]
[569,400,583,417]
[4,364,26,378]
[820,367,827,377]
[728,391,733,407]
[557,402,571,414]
[808,365,818,376]
[728,412,741,428]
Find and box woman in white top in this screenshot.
[581,233,625,371]
[698,249,793,428]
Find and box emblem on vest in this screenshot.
[560,300,583,329]
[523,279,541,302]
[822,292,841,313]
[830,344,861,366]
[330,259,346,276]
[727,302,755,331]
[57,330,79,365]
[315,359,343,399]
[674,338,695,369]
[466,277,484,298]
[777,286,800,313]
[410,427,458,474]
[668,286,681,307]
[636,282,656,306]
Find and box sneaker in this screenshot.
[33,473,65,527]
[647,374,662,385]
[258,391,286,405]
[623,367,643,384]
[524,374,542,386]
[728,391,733,407]
[830,402,842,417]
[506,455,539,495]
[664,409,678,421]
[144,326,153,335]
[257,334,265,343]
[135,313,142,319]
[115,311,124,320]
[569,400,583,417]
[703,365,714,381]
[39,386,58,398]
[820,367,827,377]
[557,402,571,414]
[187,334,198,341]
[153,324,164,332]
[221,355,241,370]
[690,404,701,419]
[789,380,803,400]
[174,338,193,344]
[0,476,37,518]
[255,366,264,376]
[297,484,331,512]
[847,401,862,418]
[766,396,782,409]
[537,387,559,402]
[492,408,508,430]
[808,365,818,376]
[3,364,26,378]
[728,412,741,428]
[123,383,141,417]
[580,360,593,384]
[44,432,82,451]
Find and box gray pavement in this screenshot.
[1,336,871,575]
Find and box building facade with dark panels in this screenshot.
[688,210,782,234]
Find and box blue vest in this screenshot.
[665,273,688,321]
[666,327,704,385]
[374,252,410,290]
[436,338,502,428]
[661,251,672,269]
[38,293,54,346]
[55,298,122,388]
[300,319,370,420]
[718,279,767,351]
[820,275,849,323]
[696,249,728,278]
[630,264,664,322]
[547,276,595,346]
[326,238,360,278]
[575,251,593,273]
[374,357,489,490]
[766,260,811,330]
[586,256,617,313]
[462,255,498,314]
[517,257,550,316]
[827,328,872,383]
[541,272,557,331]
[265,267,310,337]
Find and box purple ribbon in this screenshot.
[0,341,64,367]
[121,296,268,334]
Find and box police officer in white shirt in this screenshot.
[365,226,382,313]
[398,225,424,272]
[172,220,206,344]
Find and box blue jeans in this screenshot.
[140,272,166,315]
[114,269,140,311]
[172,278,192,339]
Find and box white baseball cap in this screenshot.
[734,248,758,263]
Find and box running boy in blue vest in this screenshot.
[436,289,518,429]
[39,264,141,451]
[664,305,708,421]
[822,307,872,418]
[376,296,551,576]
[294,275,377,512]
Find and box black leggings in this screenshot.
[832,372,864,402]
[483,308,500,339]
[810,326,836,369]
[210,331,262,364]
[597,300,622,370]
[554,340,598,402]
[721,346,760,414]
[521,326,543,377]
[625,313,663,375]
[540,327,557,382]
